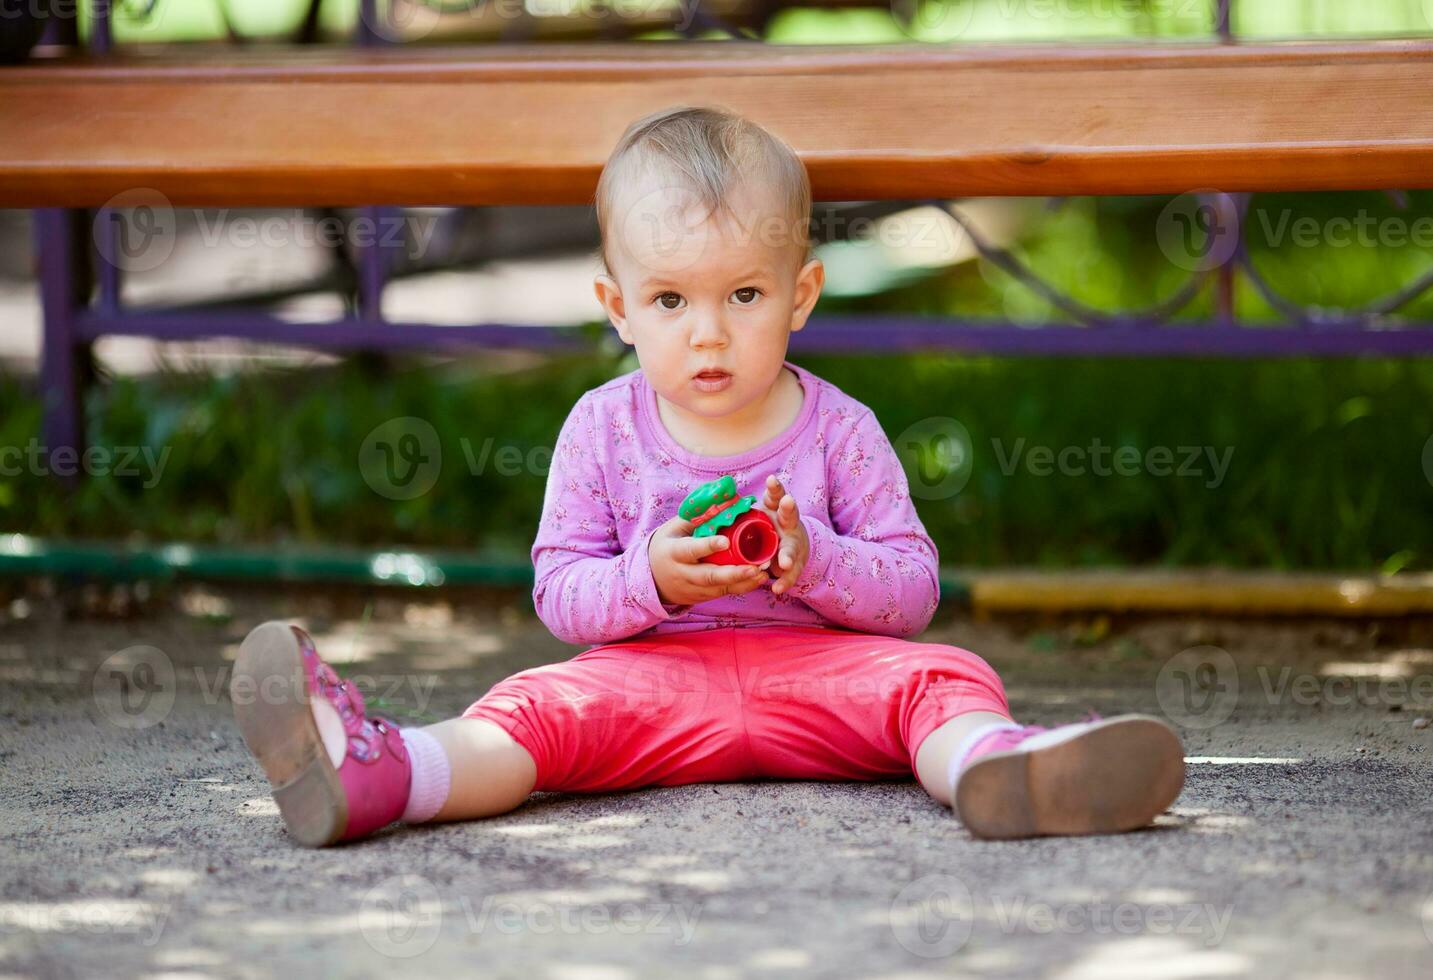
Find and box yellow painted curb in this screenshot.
[958,570,1433,617]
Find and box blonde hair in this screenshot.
[594,105,812,277]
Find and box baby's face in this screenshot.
[594,177,823,427]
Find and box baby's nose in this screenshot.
[689,318,729,346]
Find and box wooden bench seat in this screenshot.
[4,40,1433,207]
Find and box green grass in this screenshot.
[811,354,1433,570]
[3,351,1432,572]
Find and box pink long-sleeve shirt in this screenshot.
[530,359,941,646]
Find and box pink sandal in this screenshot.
[953,714,1185,839]
[230,622,412,846]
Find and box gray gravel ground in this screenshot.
[2,585,1431,979]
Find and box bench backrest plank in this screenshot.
[4,41,1433,206]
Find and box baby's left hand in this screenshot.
[757,474,809,596]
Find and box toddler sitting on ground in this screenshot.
[231,105,1185,846]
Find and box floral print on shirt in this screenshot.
[530,362,940,646]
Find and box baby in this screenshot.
[230,105,1185,847]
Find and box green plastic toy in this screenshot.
[678,475,780,567]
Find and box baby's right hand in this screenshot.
[648,515,770,606]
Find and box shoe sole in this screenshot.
[955,715,1185,840]
[231,621,348,847]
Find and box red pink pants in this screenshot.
[463,624,1011,793]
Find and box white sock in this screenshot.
[946,721,1022,800]
[400,728,452,824]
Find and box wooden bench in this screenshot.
[5,41,1433,206]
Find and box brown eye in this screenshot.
[657,292,683,310]
[733,287,760,304]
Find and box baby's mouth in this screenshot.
[694,369,730,381]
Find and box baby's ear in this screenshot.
[593,274,633,344]
[789,257,825,332]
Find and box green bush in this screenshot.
[3,351,1431,571]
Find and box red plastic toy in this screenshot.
[679,475,780,567]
